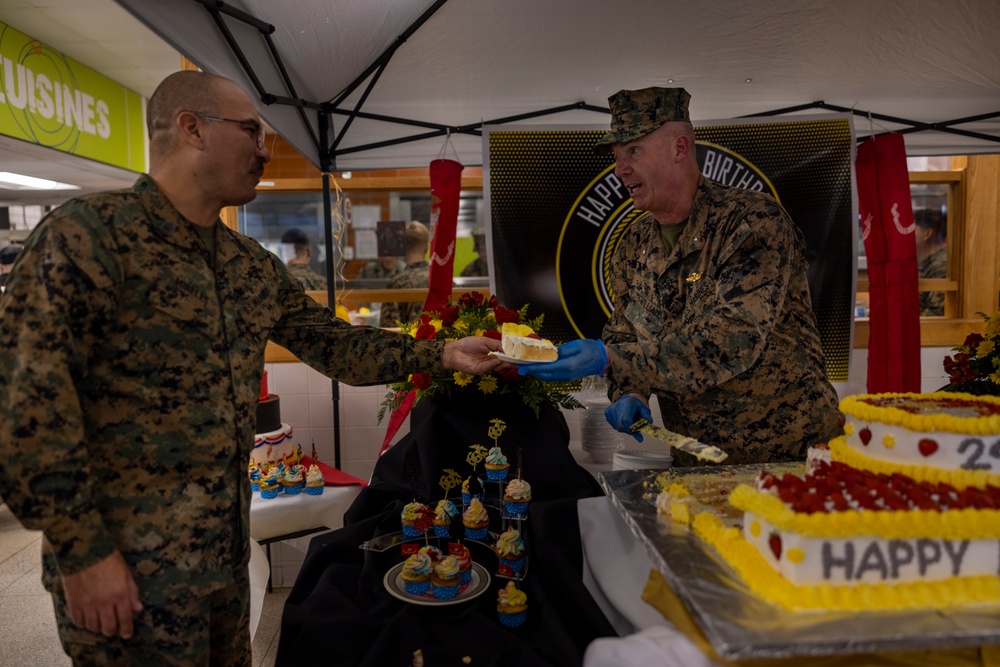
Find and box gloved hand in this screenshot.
[517,339,608,382]
[605,394,652,442]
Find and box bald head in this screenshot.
[147,71,240,159]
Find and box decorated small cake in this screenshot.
[401,501,430,538]
[659,391,1000,612]
[495,526,527,573]
[484,446,510,482]
[400,552,433,595]
[463,497,490,540]
[248,463,262,493]
[496,581,528,628]
[431,555,461,600]
[449,542,473,584]
[305,464,325,495]
[259,471,280,500]
[501,322,557,362]
[252,371,306,468]
[282,465,304,495]
[503,478,532,518]
[433,499,459,537]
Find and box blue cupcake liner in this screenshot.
[403,579,430,595]
[283,484,302,495]
[498,556,526,573]
[504,500,529,517]
[486,467,509,482]
[260,487,279,500]
[402,523,425,538]
[461,492,484,506]
[433,524,451,538]
[250,482,260,493]
[432,580,460,600]
[498,610,526,628]
[464,526,488,540]
[459,569,472,585]
[305,485,324,496]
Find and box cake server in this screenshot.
[629,419,728,463]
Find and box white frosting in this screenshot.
[251,423,297,466]
[842,415,1000,475]
[501,331,557,361]
[743,512,998,586]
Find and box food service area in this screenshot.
[1,1,999,666]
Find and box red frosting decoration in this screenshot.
[859,428,872,446]
[918,438,939,457]
[768,533,782,559]
[260,370,270,401]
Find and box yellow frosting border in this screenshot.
[728,483,1000,539]
[830,436,1000,490]
[840,391,1000,434]
[692,512,1000,611]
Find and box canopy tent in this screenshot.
[116,0,1000,173]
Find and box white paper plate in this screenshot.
[384,561,491,606]
[490,352,555,365]
[613,449,673,471]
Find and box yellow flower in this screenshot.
[452,320,469,334]
[990,371,1000,385]
[977,338,995,358]
[430,319,443,332]
[477,375,498,394]
[453,371,473,387]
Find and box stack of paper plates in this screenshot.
[612,448,673,471]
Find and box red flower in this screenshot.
[459,292,484,308]
[488,295,498,308]
[415,323,438,340]
[497,366,521,382]
[482,329,502,341]
[411,373,432,390]
[492,306,520,324]
[963,333,984,349]
[439,306,460,327]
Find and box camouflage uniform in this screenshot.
[603,175,843,466]
[918,245,947,316]
[358,258,404,279]
[460,256,489,277]
[286,262,327,291]
[0,176,445,657]
[379,260,430,327]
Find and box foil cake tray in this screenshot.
[598,466,1000,660]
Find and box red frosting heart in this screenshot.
[859,428,872,446]
[918,439,938,457]
[768,533,782,560]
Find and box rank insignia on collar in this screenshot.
[685,272,702,283]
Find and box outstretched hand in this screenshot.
[443,336,503,375]
[517,339,608,382]
[62,549,143,639]
[605,394,652,442]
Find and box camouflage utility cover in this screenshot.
[594,86,691,154]
[603,176,843,466]
[0,176,444,605]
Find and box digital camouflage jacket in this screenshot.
[0,176,445,605]
[603,176,843,466]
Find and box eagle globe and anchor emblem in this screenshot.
[556,141,781,338]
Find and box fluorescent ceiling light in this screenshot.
[0,171,81,191]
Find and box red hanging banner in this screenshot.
[855,133,921,393]
[425,158,464,313]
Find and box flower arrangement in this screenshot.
[378,292,582,421]
[942,311,1000,395]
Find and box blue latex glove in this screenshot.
[605,395,652,442]
[517,339,608,382]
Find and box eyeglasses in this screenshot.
[191,112,266,150]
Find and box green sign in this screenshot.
[0,20,145,172]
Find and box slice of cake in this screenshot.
[500,322,557,362]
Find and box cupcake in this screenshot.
[400,552,433,595]
[484,446,510,482]
[248,463,262,493]
[450,543,473,585]
[495,527,526,573]
[282,465,303,495]
[431,555,461,600]
[433,499,458,537]
[259,471,280,500]
[496,581,528,628]
[462,497,490,540]
[504,478,532,518]
[401,501,429,537]
[305,463,325,495]
[418,545,443,564]
[462,475,484,505]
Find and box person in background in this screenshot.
[379,220,431,327]
[460,226,489,277]
[0,244,22,288]
[0,70,501,666]
[280,227,327,291]
[519,86,842,466]
[915,207,947,316]
[358,255,405,280]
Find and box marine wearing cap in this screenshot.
[594,87,691,154]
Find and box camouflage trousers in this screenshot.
[51,568,251,667]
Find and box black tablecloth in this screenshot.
[275,395,617,667]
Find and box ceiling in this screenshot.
[0,0,180,206]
